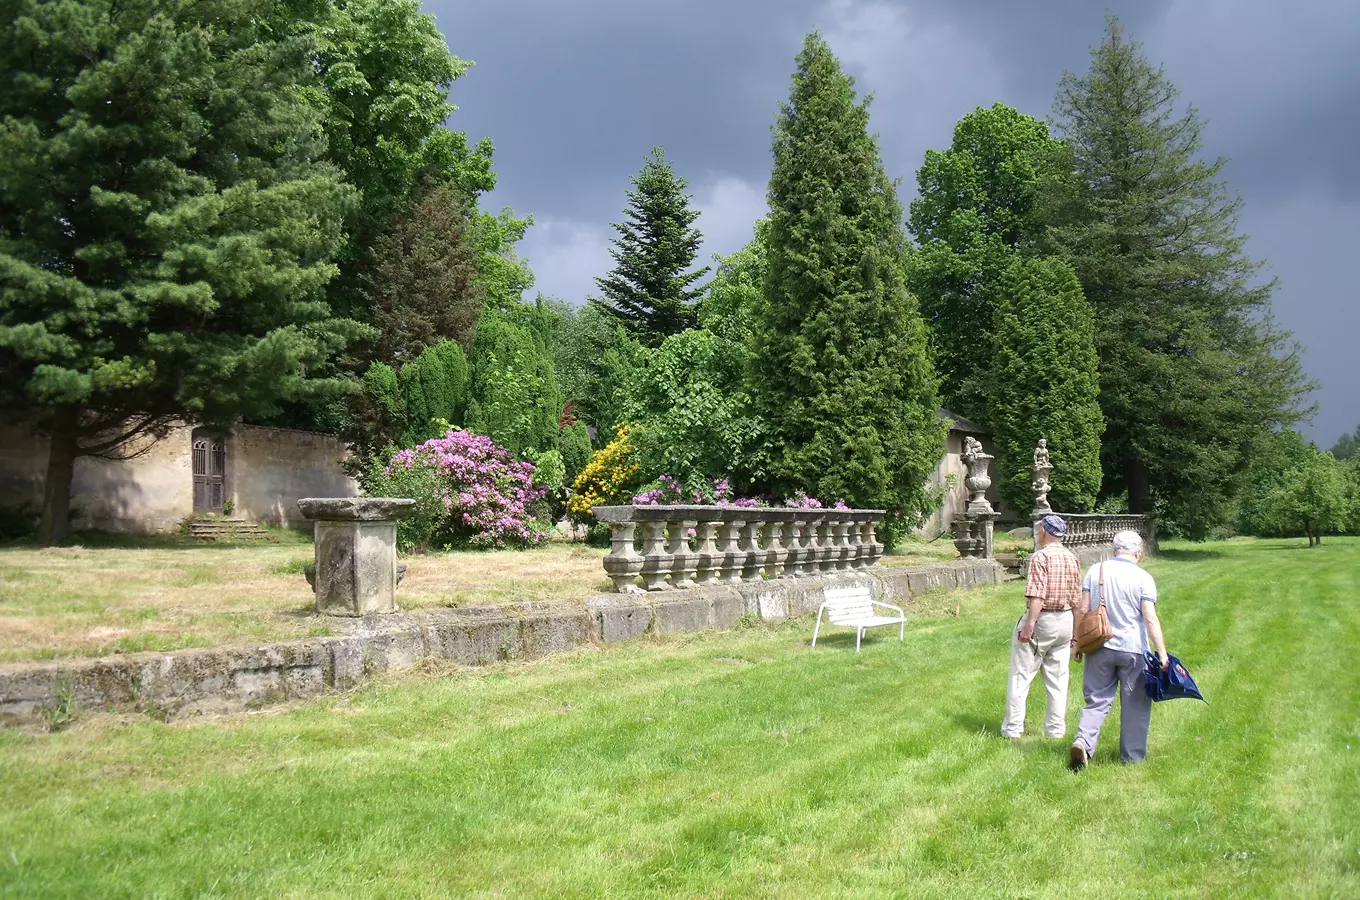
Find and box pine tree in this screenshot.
[590,148,710,346]
[749,33,946,526]
[0,0,359,543]
[907,104,1065,424]
[1046,15,1313,536]
[989,257,1104,513]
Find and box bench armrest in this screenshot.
[871,600,905,618]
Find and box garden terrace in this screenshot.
[593,504,885,592]
[0,531,963,666]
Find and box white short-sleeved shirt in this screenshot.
[1080,556,1157,654]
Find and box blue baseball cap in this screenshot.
[1040,514,1067,537]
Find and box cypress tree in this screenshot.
[1046,15,1312,535]
[989,257,1104,513]
[590,148,710,347]
[749,33,945,524]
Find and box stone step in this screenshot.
[187,519,269,539]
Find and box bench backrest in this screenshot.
[822,586,875,623]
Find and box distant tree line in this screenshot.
[0,5,1324,547]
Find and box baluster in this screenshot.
[763,518,786,579]
[740,519,762,581]
[812,518,832,573]
[602,521,644,592]
[795,519,816,575]
[668,516,698,588]
[718,519,744,584]
[693,519,722,585]
[639,519,671,590]
[832,518,852,571]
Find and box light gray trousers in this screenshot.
[1075,647,1152,763]
[1001,610,1073,739]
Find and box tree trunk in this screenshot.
[37,408,80,546]
[1126,455,1153,514]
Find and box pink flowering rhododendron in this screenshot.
[365,430,548,550]
[629,476,851,510]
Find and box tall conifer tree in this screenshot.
[749,33,945,526]
[989,257,1104,513]
[1046,15,1312,535]
[591,148,709,346]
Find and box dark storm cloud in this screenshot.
[425,0,1360,444]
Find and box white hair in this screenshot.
[1113,530,1144,557]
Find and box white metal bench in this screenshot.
[811,586,906,652]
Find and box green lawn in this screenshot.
[1,538,1356,898]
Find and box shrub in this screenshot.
[567,424,645,524]
[360,430,548,551]
[560,421,593,490]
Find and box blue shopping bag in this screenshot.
[1144,652,1206,703]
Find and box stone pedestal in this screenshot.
[953,513,999,560]
[298,498,415,617]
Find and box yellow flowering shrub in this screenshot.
[566,424,644,524]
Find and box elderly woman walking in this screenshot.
[1069,530,1170,770]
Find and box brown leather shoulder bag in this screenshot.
[1074,563,1114,656]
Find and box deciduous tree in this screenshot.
[907,104,1065,424]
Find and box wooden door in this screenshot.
[192,435,226,512]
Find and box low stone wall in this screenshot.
[0,559,1003,726]
[1023,513,1158,571]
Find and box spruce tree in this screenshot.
[0,0,359,543]
[1046,15,1312,535]
[989,257,1104,513]
[907,104,1065,424]
[590,147,710,346]
[749,33,945,524]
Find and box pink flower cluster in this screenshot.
[783,490,850,510]
[631,477,849,510]
[387,430,548,548]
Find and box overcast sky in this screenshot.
[425,0,1359,446]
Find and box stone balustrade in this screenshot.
[1039,513,1157,555]
[593,505,886,593]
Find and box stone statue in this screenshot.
[1032,439,1050,472]
[1030,438,1054,515]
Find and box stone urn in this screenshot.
[961,436,996,516]
[297,497,415,616]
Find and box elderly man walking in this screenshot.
[1069,530,1169,770]
[1001,514,1082,740]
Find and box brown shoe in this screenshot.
[1069,743,1089,771]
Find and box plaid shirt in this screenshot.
[1025,542,1081,611]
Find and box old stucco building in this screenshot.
[0,421,357,533]
[917,410,1016,540]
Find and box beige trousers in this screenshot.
[1001,609,1073,739]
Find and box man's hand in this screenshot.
[1158,651,1169,669]
[1018,623,1035,644]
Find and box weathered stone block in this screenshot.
[520,612,592,658]
[587,597,653,643]
[654,597,712,635]
[710,592,746,630]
